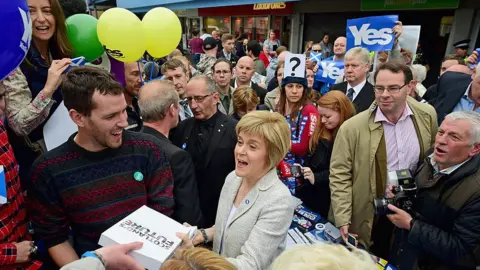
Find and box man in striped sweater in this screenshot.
[27,66,174,268]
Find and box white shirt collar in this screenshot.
[347,79,367,101]
[234,79,252,89]
[429,153,471,176]
[463,82,473,97]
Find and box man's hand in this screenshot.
[387,204,413,230]
[96,242,144,270]
[339,225,357,244]
[393,21,403,40]
[14,241,33,263]
[385,184,398,198]
[466,50,478,67]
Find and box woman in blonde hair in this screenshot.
[295,90,355,217]
[162,247,236,270]
[179,111,294,270]
[271,243,377,270]
[231,86,260,120]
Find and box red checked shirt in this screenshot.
[0,121,41,269]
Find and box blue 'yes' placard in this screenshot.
[315,60,345,84]
[347,15,398,52]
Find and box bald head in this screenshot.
[278,51,289,62]
[138,80,179,123]
[236,56,255,84]
[446,64,473,75]
[333,37,347,57]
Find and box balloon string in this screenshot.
[137,61,144,85]
[149,60,154,81]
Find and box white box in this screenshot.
[98,205,196,270]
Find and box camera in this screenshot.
[374,169,417,215]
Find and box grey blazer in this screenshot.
[213,169,294,270]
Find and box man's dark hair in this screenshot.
[161,59,187,75]
[442,54,465,65]
[374,61,413,85]
[60,0,87,18]
[212,59,233,72]
[247,41,262,57]
[192,29,199,36]
[61,66,124,116]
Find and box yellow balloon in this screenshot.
[142,8,182,58]
[97,8,146,63]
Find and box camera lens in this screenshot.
[373,197,395,215]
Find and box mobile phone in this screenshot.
[65,56,86,73]
[290,165,301,177]
[347,234,357,247]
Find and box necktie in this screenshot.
[347,88,355,101]
[180,100,192,118]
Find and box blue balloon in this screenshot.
[0,0,32,80]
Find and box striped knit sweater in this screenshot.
[27,131,174,256]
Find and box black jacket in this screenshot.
[433,71,472,124]
[329,81,375,113]
[141,126,203,226]
[230,80,267,105]
[171,112,237,227]
[217,50,239,68]
[295,139,332,218]
[390,153,480,270]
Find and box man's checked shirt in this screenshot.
[0,121,41,269]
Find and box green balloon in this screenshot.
[66,14,104,62]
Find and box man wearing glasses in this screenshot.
[330,61,437,258]
[171,75,237,227]
[212,59,235,115]
[330,47,375,113]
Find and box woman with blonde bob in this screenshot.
[271,243,377,270]
[180,111,295,270]
[231,86,260,120]
[295,90,355,218]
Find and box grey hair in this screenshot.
[410,64,427,83]
[138,80,179,122]
[446,111,480,145]
[190,74,220,94]
[345,47,370,65]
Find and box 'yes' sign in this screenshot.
[315,60,344,84]
[347,15,398,52]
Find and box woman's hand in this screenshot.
[294,163,314,185]
[14,241,33,263]
[44,58,71,96]
[95,242,144,270]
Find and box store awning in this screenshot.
[117,0,299,13]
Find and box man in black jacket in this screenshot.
[138,80,203,226]
[217,34,239,68]
[171,75,237,227]
[386,111,480,270]
[231,56,267,105]
[329,47,374,113]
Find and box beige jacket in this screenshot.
[329,96,437,247]
[264,87,280,111]
[213,169,294,270]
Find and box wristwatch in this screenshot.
[200,229,209,244]
[409,218,416,230]
[82,251,105,266]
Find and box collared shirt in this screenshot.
[223,50,231,61]
[429,153,471,177]
[126,97,142,131]
[347,79,367,101]
[219,87,233,114]
[179,100,193,121]
[188,111,219,170]
[453,83,480,113]
[234,79,252,90]
[375,104,420,174]
[0,122,42,270]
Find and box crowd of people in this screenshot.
[1,0,480,270]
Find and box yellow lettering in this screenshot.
[253,2,286,10]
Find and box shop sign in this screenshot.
[361,0,459,11]
[253,2,287,10]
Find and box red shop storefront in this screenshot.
[198,2,294,45]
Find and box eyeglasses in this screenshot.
[374,83,408,94]
[185,93,214,104]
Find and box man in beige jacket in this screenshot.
[329,61,437,257]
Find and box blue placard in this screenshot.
[309,52,322,63]
[0,166,6,204]
[315,60,345,84]
[347,15,398,52]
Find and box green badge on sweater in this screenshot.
[134,172,144,181]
